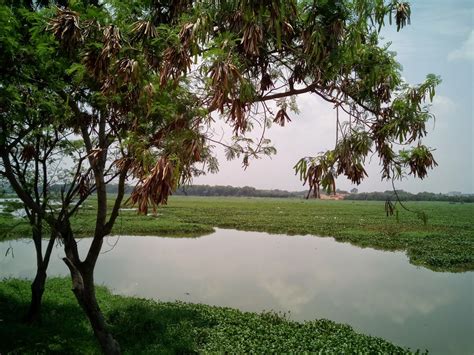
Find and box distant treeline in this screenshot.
[0,183,305,199]
[345,190,474,203]
[174,185,307,198]
[173,186,473,202]
[1,182,472,202]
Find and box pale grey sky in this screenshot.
[195,0,473,193]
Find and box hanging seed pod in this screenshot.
[20,144,36,162]
[128,157,177,214]
[48,7,82,50]
[131,20,157,42]
[273,108,292,127]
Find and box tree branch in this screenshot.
[104,168,128,235]
[258,82,319,102]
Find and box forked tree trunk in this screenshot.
[58,159,127,354]
[64,258,121,355]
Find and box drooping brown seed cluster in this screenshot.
[130,20,157,43]
[159,22,194,86]
[128,157,177,214]
[48,7,82,51]
[273,108,292,127]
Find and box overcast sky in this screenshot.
[195,0,473,194]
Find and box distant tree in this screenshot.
[344,190,473,203]
[1,1,441,353]
[175,184,305,198]
[350,188,358,194]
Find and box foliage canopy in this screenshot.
[2,0,440,211]
[0,0,441,353]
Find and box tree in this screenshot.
[350,188,358,194]
[0,122,63,324]
[0,3,76,323]
[1,0,440,353]
[2,2,216,352]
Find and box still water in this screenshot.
[0,229,472,354]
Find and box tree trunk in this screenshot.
[64,258,121,355]
[24,229,56,324]
[24,223,46,324]
[24,267,47,324]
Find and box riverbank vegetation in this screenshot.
[0,278,416,354]
[1,197,473,271]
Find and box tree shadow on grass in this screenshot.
[107,300,215,354]
[0,278,214,354]
[0,280,98,354]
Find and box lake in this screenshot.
[0,229,472,354]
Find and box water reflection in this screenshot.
[0,229,472,354]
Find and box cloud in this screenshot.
[431,95,456,119]
[448,30,474,61]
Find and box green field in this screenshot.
[0,278,415,354]
[1,198,472,353]
[1,196,473,271]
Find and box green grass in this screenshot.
[0,278,417,354]
[1,196,473,271]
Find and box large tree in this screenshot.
[1,0,440,353]
[2,2,215,352]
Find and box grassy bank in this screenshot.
[1,196,473,271]
[0,278,415,354]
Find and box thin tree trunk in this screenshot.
[24,223,45,324]
[24,267,47,324]
[24,230,57,324]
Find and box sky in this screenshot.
[195,0,473,194]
